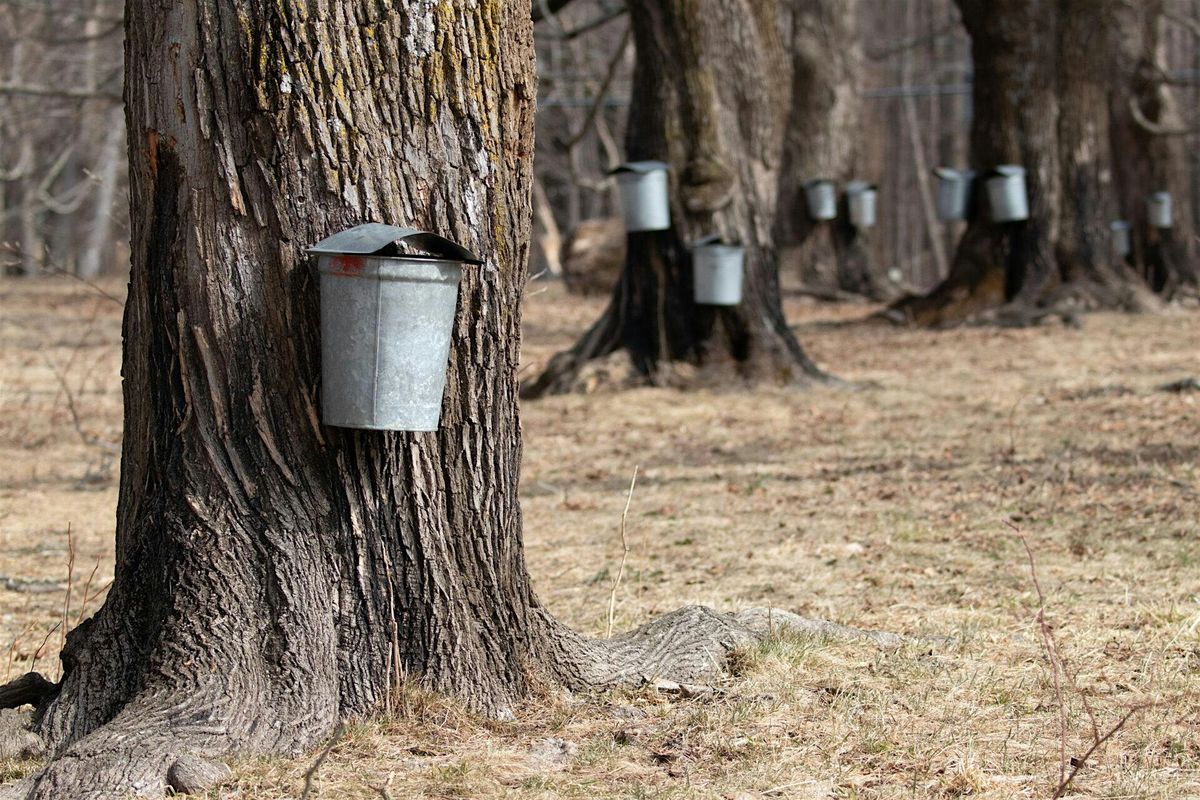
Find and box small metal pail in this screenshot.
[692,236,744,306]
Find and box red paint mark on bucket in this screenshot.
[331,256,364,276]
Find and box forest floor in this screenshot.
[0,277,1198,799]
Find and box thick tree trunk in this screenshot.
[525,0,825,397]
[13,1,546,795]
[888,0,1157,327]
[776,0,888,300]
[1109,0,1199,295]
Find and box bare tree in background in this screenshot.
[0,0,126,278]
[1110,0,1199,295]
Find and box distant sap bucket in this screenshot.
[803,179,838,221]
[934,168,975,221]
[310,223,482,432]
[692,236,744,306]
[845,181,878,228]
[611,161,671,232]
[1148,192,1173,229]
[1110,220,1132,259]
[985,165,1029,222]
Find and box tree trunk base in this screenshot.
[881,267,1159,328]
[522,301,831,399]
[4,604,909,799]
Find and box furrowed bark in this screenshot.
[19,1,546,795]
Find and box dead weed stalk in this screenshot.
[606,465,639,639]
[1009,521,1163,798]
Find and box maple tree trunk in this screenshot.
[889,0,1157,327]
[8,3,545,795]
[776,0,887,299]
[1109,0,1198,294]
[526,0,824,397]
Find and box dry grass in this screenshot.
[1,277,1198,798]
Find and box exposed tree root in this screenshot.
[0,674,57,712]
[0,710,44,762]
[540,604,910,692]
[4,696,254,799]
[881,267,1160,329]
[521,300,623,398]
[523,300,834,398]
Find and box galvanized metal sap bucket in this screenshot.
[845,181,877,228]
[310,223,482,432]
[804,179,837,221]
[934,168,975,221]
[1110,220,1132,260]
[1148,192,1173,229]
[985,165,1029,222]
[692,236,744,306]
[612,161,671,232]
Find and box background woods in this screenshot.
[0,0,125,279]
[5,0,1200,296]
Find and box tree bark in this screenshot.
[15,1,548,794]
[888,0,1158,327]
[776,0,889,300]
[525,0,825,397]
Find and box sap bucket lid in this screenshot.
[309,223,484,264]
[844,180,877,193]
[693,234,742,248]
[933,167,975,180]
[989,164,1026,178]
[610,160,670,175]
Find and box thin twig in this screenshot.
[29,622,62,678]
[41,353,121,454]
[1010,523,1068,791]
[77,558,102,624]
[372,772,396,800]
[60,524,75,677]
[299,723,347,799]
[36,260,125,306]
[606,465,639,638]
[1052,705,1148,799]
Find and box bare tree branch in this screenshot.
[1127,96,1196,137]
[558,25,632,149]
[866,20,962,61]
[532,0,576,23]
[0,83,120,102]
[1164,9,1200,40]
